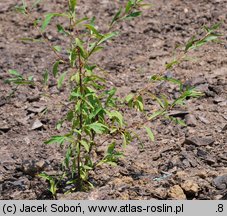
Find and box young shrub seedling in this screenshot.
[8,0,222,197]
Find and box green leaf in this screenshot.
[80,140,90,152]
[56,120,63,130]
[98,32,118,45]
[84,24,102,38]
[135,95,144,111]
[53,61,60,77]
[148,110,164,120]
[45,135,67,145]
[89,107,103,120]
[5,77,34,85]
[8,69,21,76]
[82,165,93,170]
[28,76,33,81]
[125,1,133,14]
[161,95,169,109]
[42,70,49,85]
[108,111,124,127]
[165,77,182,86]
[70,91,82,99]
[64,147,72,168]
[106,161,117,166]
[165,60,180,69]
[88,122,109,134]
[53,45,62,52]
[125,93,134,103]
[41,13,65,31]
[185,36,196,52]
[66,110,74,121]
[39,172,52,181]
[111,8,122,26]
[15,6,26,14]
[144,126,154,142]
[56,24,70,36]
[126,11,142,18]
[91,46,103,54]
[105,88,116,105]
[69,0,77,12]
[107,143,115,154]
[138,3,152,9]
[69,49,77,67]
[122,133,127,148]
[75,38,87,58]
[153,95,165,109]
[57,72,67,89]
[210,22,222,31]
[168,116,187,126]
[204,22,222,33]
[75,17,89,25]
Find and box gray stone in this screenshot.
[185,114,197,127]
[184,137,215,147]
[168,110,189,117]
[30,119,43,130]
[198,116,210,124]
[222,124,227,132]
[27,105,46,114]
[0,121,10,132]
[213,175,227,190]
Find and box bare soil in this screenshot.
[0,0,227,200]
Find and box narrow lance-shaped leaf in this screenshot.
[84,24,102,38]
[75,38,87,58]
[80,140,90,152]
[126,11,142,19]
[148,110,165,120]
[144,126,155,142]
[44,135,67,145]
[125,93,134,103]
[53,45,62,52]
[41,13,66,31]
[56,24,70,36]
[108,111,124,127]
[125,0,133,14]
[69,0,77,12]
[88,122,109,134]
[53,61,60,78]
[8,69,21,77]
[75,17,89,25]
[98,32,118,45]
[43,70,49,85]
[107,142,115,154]
[122,133,127,148]
[165,60,180,70]
[57,72,67,89]
[110,8,122,26]
[135,95,144,111]
[69,49,77,67]
[185,36,196,52]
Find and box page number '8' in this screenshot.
[217,204,223,213]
